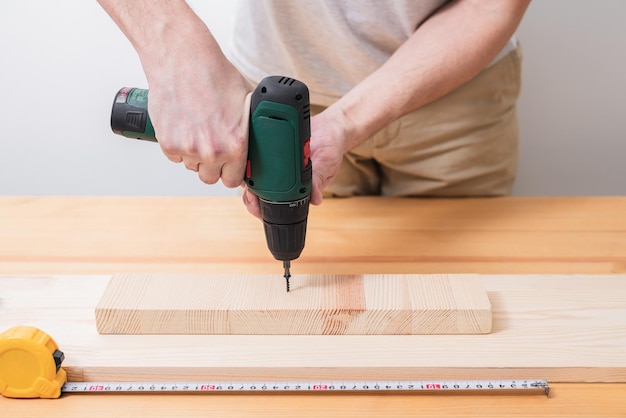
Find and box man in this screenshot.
[98,0,531,217]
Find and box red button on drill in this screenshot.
[303,139,311,167]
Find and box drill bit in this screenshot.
[283,260,291,292]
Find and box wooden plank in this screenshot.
[2,383,626,418]
[2,196,626,416]
[1,197,625,275]
[94,274,492,335]
[1,274,625,383]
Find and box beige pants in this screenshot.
[321,47,522,198]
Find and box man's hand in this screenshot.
[242,106,347,219]
[98,0,252,188]
[147,58,252,187]
[307,108,349,206]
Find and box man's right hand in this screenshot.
[98,0,252,188]
[145,49,252,188]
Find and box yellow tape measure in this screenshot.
[0,326,67,398]
[1,326,550,399]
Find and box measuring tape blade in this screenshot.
[62,379,549,396]
[0,327,550,399]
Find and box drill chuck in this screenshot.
[259,196,310,261]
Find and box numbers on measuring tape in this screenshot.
[61,379,549,396]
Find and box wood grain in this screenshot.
[95,273,492,335]
[1,197,625,275]
[2,197,626,417]
[1,384,625,418]
[2,274,625,383]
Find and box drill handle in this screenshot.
[110,78,312,205]
[245,76,312,203]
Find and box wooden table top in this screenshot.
[1,196,625,417]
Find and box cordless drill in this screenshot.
[110,76,312,292]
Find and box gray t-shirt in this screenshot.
[229,0,515,106]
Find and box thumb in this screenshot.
[310,170,325,206]
[242,186,262,219]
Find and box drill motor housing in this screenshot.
[246,76,312,263]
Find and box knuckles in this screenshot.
[158,129,248,188]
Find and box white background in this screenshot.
[0,1,624,196]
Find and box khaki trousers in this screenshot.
[320,47,522,198]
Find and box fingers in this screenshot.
[169,152,246,186]
[197,163,220,184]
[306,110,350,205]
[208,97,251,186]
[157,123,248,186]
[242,186,262,219]
[197,161,236,186]
[310,172,325,206]
[217,147,248,188]
[163,153,183,164]
[153,92,251,188]
[182,158,200,172]
[165,143,248,186]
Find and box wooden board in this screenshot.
[2,274,625,383]
[2,383,626,418]
[1,197,625,275]
[95,273,492,335]
[2,197,626,416]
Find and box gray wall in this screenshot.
[514,0,626,195]
[1,1,624,196]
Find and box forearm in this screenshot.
[331,0,531,152]
[97,0,252,189]
[97,0,231,83]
